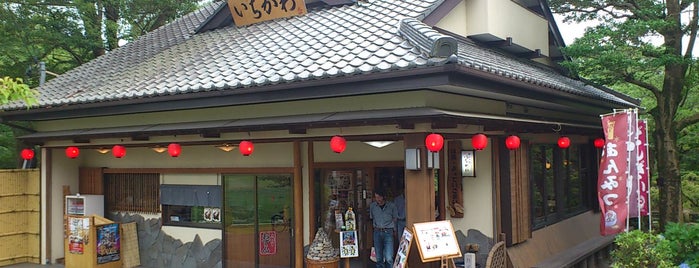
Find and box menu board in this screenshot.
[412,220,462,262]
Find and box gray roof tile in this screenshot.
[1,0,636,112]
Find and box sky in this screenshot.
[553,14,593,46]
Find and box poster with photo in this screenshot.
[393,228,413,268]
[340,230,359,258]
[412,220,462,262]
[68,217,90,254]
[204,207,213,222]
[96,223,121,264]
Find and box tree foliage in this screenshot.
[0,0,200,167]
[549,0,699,230]
[0,0,200,88]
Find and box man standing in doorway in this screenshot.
[370,188,398,268]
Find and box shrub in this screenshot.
[662,223,699,266]
[611,230,675,268]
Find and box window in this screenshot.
[105,173,160,213]
[160,184,222,229]
[530,144,589,229]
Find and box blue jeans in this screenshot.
[373,229,394,268]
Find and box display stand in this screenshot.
[65,215,122,268]
[412,220,461,266]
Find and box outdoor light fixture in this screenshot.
[168,143,181,157]
[558,136,571,149]
[425,133,444,152]
[471,133,488,150]
[216,143,236,152]
[505,135,521,150]
[21,149,34,160]
[151,145,167,153]
[95,148,110,154]
[112,145,126,158]
[362,141,395,148]
[405,148,421,170]
[594,138,605,148]
[65,146,80,159]
[330,135,347,153]
[239,141,254,156]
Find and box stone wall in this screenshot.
[110,213,222,268]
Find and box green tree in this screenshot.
[0,0,199,88]
[549,0,699,230]
[0,0,200,168]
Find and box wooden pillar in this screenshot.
[404,133,438,268]
[293,141,304,268]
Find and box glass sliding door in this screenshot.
[223,174,293,268]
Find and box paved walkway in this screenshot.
[4,263,63,268]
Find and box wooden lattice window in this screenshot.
[105,173,160,213]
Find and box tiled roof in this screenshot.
[2,0,635,111]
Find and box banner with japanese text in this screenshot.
[627,110,640,218]
[637,120,650,216]
[598,111,630,235]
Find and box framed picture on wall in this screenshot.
[461,150,475,177]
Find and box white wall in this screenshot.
[446,139,495,238]
[45,148,80,263]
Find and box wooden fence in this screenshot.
[0,169,40,266]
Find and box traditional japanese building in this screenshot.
[0,0,637,267]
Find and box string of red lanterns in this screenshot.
[46,134,597,160]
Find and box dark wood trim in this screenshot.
[496,137,514,246]
[102,167,295,174]
[313,161,403,168]
[44,148,51,263]
[293,141,303,268]
[422,0,462,26]
[307,142,316,244]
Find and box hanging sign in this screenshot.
[259,231,277,256]
[598,111,631,235]
[228,0,307,27]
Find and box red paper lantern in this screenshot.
[112,145,126,158]
[239,140,254,156]
[425,133,444,152]
[505,135,521,150]
[21,149,34,160]
[168,143,181,157]
[594,138,605,148]
[471,133,488,150]
[558,136,571,149]
[330,136,346,153]
[65,146,80,159]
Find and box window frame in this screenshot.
[530,143,591,229]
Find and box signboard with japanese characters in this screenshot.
[228,0,307,27]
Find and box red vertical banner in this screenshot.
[259,231,277,256]
[637,120,650,216]
[598,112,630,235]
